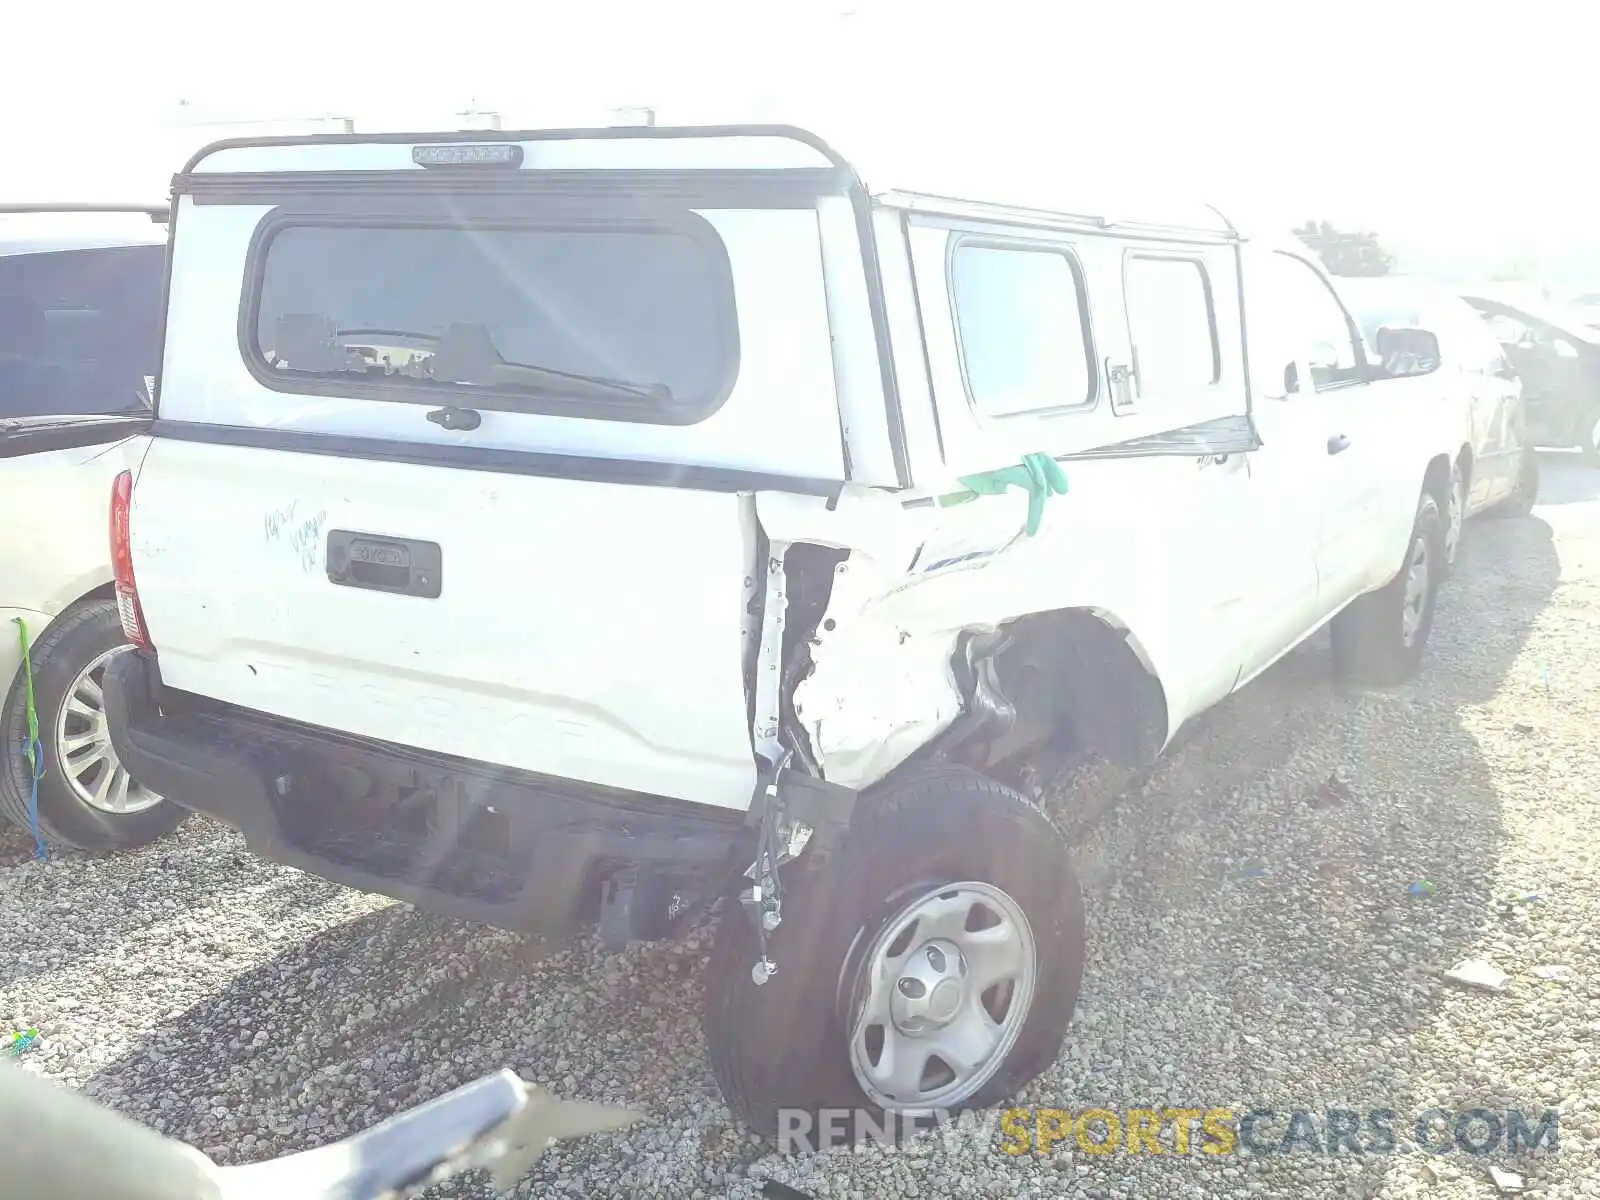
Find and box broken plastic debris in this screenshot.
[1531,965,1571,981]
[5,1029,37,1057]
[1444,959,1510,992]
[1508,890,1544,906]
[1488,1163,1525,1192]
[1406,880,1437,898]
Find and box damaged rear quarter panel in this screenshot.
[757,457,1211,791]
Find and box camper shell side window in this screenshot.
[1121,253,1221,405]
[946,235,1098,419]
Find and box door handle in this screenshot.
[1327,434,1351,455]
[326,530,443,598]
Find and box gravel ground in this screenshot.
[4,455,1599,1199]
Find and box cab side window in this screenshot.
[1261,252,1361,391]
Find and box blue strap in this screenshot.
[26,734,46,861]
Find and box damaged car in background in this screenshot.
[1338,274,1538,572]
[1462,286,1600,461]
[106,125,1468,1140]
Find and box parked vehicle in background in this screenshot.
[1339,276,1538,562]
[108,125,1463,1139]
[1461,287,1600,461]
[0,204,185,851]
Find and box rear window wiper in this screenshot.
[494,358,672,403]
[322,327,674,404]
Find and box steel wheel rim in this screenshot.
[843,880,1037,1111]
[1444,469,1465,565]
[1401,534,1430,648]
[54,645,163,815]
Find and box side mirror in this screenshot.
[1375,326,1442,378]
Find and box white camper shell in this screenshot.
[107,125,1463,1137]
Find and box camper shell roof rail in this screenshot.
[872,190,1238,243]
[0,203,169,221]
[170,123,1233,239]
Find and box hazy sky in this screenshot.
[3,0,1589,260]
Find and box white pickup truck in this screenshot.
[106,125,1462,1138]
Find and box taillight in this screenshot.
[110,469,150,648]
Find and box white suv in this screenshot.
[0,205,184,852]
[105,126,1463,1136]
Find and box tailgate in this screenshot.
[130,438,761,810]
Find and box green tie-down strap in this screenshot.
[936,452,1070,537]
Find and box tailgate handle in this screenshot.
[326,530,442,599]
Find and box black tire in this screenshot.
[703,765,1084,1146]
[1330,491,1445,687]
[1487,447,1539,519]
[0,599,186,851]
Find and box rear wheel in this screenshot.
[0,599,186,851]
[1331,491,1444,687]
[703,766,1084,1144]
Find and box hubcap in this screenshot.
[54,646,163,815]
[844,881,1037,1110]
[1401,534,1430,648]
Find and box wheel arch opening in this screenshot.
[934,605,1170,785]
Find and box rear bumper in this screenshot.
[104,651,750,936]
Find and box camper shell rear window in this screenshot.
[242,206,740,425]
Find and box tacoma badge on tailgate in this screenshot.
[326,529,443,598]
